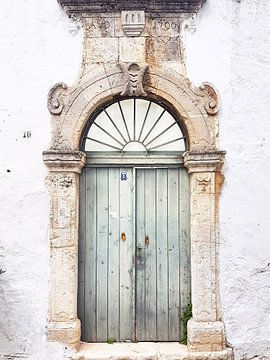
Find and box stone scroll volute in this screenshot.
[48,82,68,115]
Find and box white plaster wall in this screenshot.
[186,0,270,358]
[0,0,270,359]
[0,0,82,358]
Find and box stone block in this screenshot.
[119,37,146,63]
[83,37,118,63]
[49,246,78,322]
[47,319,81,346]
[188,319,226,352]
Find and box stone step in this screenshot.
[73,342,188,360]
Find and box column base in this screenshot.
[188,319,226,352]
[47,319,81,347]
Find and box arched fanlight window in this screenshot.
[82,98,186,153]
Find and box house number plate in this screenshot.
[121,172,128,181]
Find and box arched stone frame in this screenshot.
[43,65,232,359]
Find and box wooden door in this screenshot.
[78,166,190,342]
[135,168,190,341]
[79,167,135,342]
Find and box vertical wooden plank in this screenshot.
[107,168,120,340]
[78,168,86,341]
[144,169,157,341]
[179,168,191,338]
[135,169,146,341]
[119,167,134,341]
[84,168,97,342]
[156,169,169,341]
[96,168,109,341]
[168,168,180,341]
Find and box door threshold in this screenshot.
[74,342,188,360]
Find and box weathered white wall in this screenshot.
[186,0,270,359]
[0,0,82,359]
[0,0,269,359]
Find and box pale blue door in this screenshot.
[78,166,190,342]
[79,167,135,342]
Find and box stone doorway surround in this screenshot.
[43,1,232,359]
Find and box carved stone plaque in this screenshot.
[121,11,145,37]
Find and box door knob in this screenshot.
[145,235,149,246]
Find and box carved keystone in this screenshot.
[118,63,148,96]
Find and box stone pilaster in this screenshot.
[43,151,86,346]
[184,151,226,352]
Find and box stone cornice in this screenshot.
[57,0,206,14]
[184,151,226,173]
[43,151,86,173]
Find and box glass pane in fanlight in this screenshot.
[149,140,185,152]
[135,99,151,140]
[119,99,135,141]
[144,111,177,147]
[94,111,125,144]
[123,141,147,152]
[85,122,123,151]
[105,102,130,142]
[139,102,164,143]
[85,139,110,152]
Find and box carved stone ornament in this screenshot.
[196,175,211,194]
[198,82,220,115]
[121,11,145,37]
[48,82,68,115]
[118,63,148,96]
[184,14,197,34]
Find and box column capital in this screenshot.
[43,150,86,173]
[184,151,225,173]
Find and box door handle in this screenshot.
[137,245,142,258]
[137,244,145,265]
